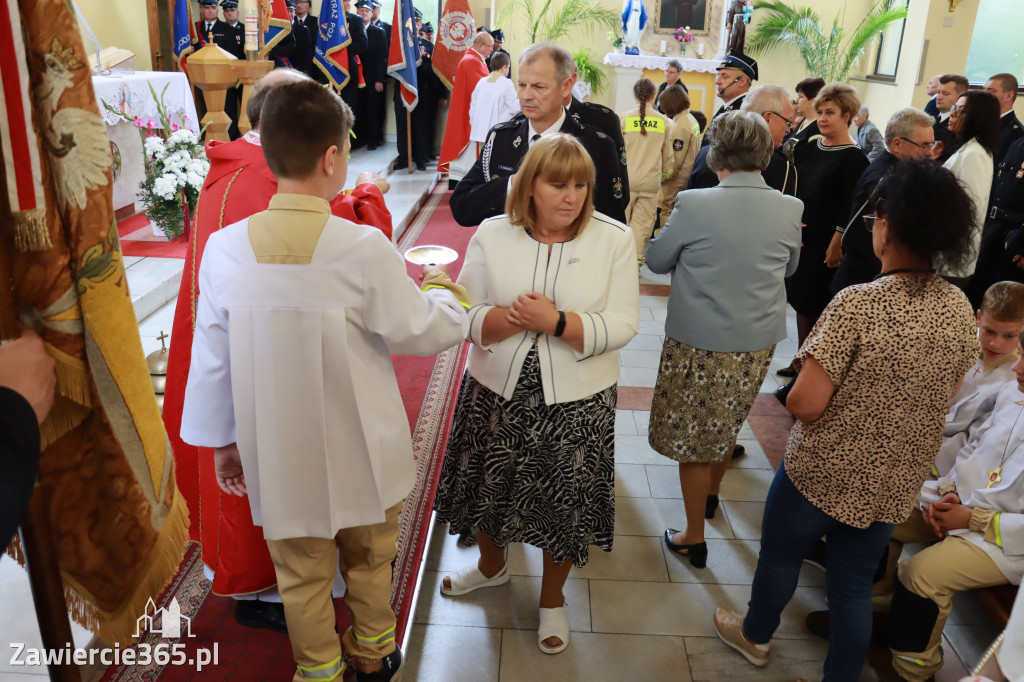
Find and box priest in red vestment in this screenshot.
[162,68,393,632]
[436,31,492,175]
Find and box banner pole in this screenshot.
[407,107,413,174]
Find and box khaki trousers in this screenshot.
[626,190,658,258]
[888,510,1007,682]
[266,502,403,682]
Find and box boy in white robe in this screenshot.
[934,281,1024,477]
[885,337,1024,682]
[468,51,519,145]
[180,80,469,682]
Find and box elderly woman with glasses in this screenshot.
[645,111,802,568]
[435,134,639,655]
[714,159,980,682]
[941,90,1000,284]
[655,59,689,113]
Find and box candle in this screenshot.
[697,42,704,57]
[242,0,259,54]
[660,40,666,54]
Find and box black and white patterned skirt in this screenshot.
[434,344,616,566]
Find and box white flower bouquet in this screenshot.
[102,83,209,239]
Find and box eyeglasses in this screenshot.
[862,214,877,231]
[898,137,939,151]
[950,104,964,115]
[769,111,795,134]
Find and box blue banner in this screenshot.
[172,0,194,71]
[386,0,419,110]
[314,0,352,91]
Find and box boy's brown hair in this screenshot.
[260,80,354,179]
[982,281,1024,321]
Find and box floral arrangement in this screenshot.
[607,31,624,48]
[674,25,694,43]
[102,83,209,239]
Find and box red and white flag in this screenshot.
[432,0,475,91]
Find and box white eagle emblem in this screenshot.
[439,10,474,51]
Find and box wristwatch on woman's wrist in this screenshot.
[553,311,566,337]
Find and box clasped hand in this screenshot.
[922,492,971,536]
[507,292,559,335]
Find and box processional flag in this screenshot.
[260,0,295,65]
[387,0,420,110]
[433,0,476,91]
[0,0,189,646]
[172,0,196,72]
[315,0,353,91]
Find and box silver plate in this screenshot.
[404,245,458,265]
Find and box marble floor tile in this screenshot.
[589,580,826,639]
[717,467,776,502]
[614,410,638,436]
[638,307,655,322]
[614,496,736,540]
[615,434,668,465]
[623,334,666,352]
[720,500,767,540]
[663,538,824,588]
[651,306,668,321]
[615,462,652,498]
[401,624,501,682]
[638,319,666,335]
[633,409,651,435]
[499,629,690,682]
[683,635,879,682]
[645,463,683,499]
[413,571,591,632]
[618,349,664,368]
[122,255,143,269]
[728,438,773,470]
[572,535,670,582]
[638,294,670,309]
[618,366,659,387]
[137,298,177,338]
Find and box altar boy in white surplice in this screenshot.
[180,79,469,682]
[884,336,1024,682]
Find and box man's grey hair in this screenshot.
[741,85,793,116]
[858,105,870,117]
[884,107,935,146]
[665,59,683,71]
[706,110,774,173]
[519,43,573,82]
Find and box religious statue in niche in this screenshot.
[726,0,752,54]
[657,0,706,32]
[621,0,648,55]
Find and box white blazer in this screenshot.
[180,216,469,539]
[457,212,640,405]
[943,137,994,278]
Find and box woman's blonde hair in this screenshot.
[813,83,860,124]
[504,134,596,237]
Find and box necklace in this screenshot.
[873,268,935,279]
[990,404,1024,488]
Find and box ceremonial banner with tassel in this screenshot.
[172,0,196,73]
[259,0,293,64]
[314,0,353,91]
[0,0,189,647]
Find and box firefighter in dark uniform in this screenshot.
[567,95,629,218]
[451,115,627,226]
[217,0,245,139]
[486,29,511,79]
[192,0,230,131]
[966,137,1024,307]
[335,0,368,122]
[701,50,757,146]
[354,0,387,150]
[287,1,314,76]
[419,23,443,161]
[372,0,390,43]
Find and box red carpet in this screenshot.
[101,183,471,680]
[117,213,189,259]
[747,393,795,471]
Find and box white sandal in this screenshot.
[439,563,509,596]
[537,604,570,654]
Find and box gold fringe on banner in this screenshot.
[12,208,52,252]
[46,342,92,407]
[38,399,90,450]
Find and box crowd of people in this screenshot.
[18,14,1012,681]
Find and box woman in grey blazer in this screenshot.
[645,111,803,567]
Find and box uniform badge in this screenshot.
[1017,168,1024,179]
[673,139,683,151]
[597,131,607,139]
[620,153,627,166]
[572,112,581,122]
[513,135,522,148]
[613,178,623,199]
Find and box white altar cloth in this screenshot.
[603,53,719,73]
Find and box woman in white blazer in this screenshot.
[434,134,639,655]
[942,90,1000,281]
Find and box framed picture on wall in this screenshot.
[655,0,712,33]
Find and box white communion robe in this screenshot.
[180,212,469,541]
[923,380,1024,584]
[469,75,520,143]
[934,357,1016,477]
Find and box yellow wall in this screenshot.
[76,0,154,71]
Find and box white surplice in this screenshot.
[469,75,520,143]
[180,215,469,540]
[924,380,1024,583]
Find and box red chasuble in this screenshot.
[437,49,488,173]
[162,134,392,595]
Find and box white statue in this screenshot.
[621,0,648,55]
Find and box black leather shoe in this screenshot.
[731,444,746,459]
[774,381,793,406]
[776,364,797,377]
[705,494,719,519]
[415,162,427,171]
[663,529,708,568]
[355,647,403,682]
[234,600,288,634]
